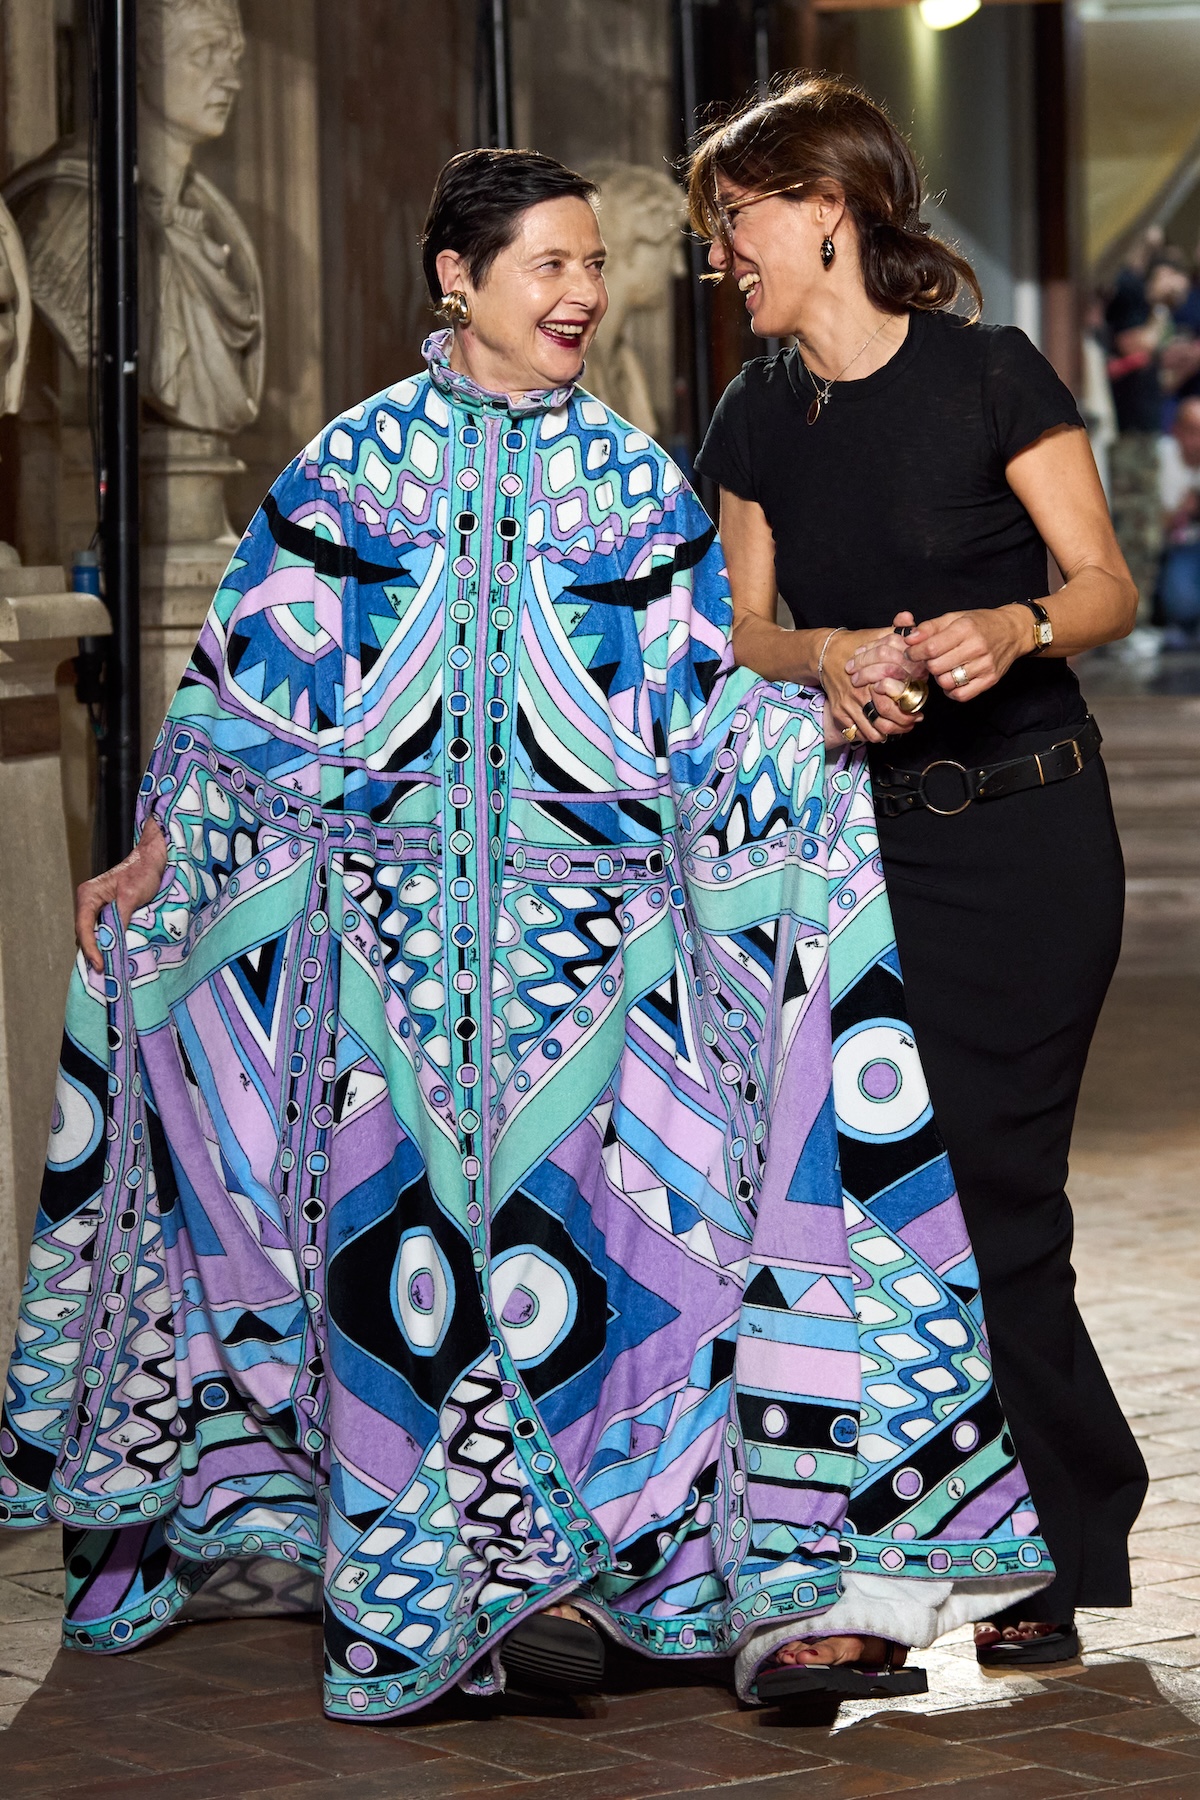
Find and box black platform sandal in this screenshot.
[754,1639,928,1702]
[499,1610,606,1694]
[976,1621,1080,1668]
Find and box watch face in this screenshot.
[1035,621,1053,646]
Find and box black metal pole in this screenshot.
[491,0,512,149]
[478,0,512,149]
[678,0,712,447]
[95,0,140,862]
[754,0,771,95]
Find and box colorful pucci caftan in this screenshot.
[0,334,1051,1719]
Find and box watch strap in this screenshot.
[1013,597,1052,654]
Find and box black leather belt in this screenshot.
[874,715,1102,818]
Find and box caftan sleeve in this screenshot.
[0,456,378,1527]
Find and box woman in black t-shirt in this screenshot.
[690,76,1146,1671]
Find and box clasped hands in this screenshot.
[824,604,1029,748]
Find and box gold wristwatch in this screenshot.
[1014,598,1053,654]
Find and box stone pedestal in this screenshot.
[0,570,111,1355]
[140,422,240,749]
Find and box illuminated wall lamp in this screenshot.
[918,0,981,26]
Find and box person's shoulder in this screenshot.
[916,308,997,361]
[569,387,659,453]
[924,312,1059,383]
[709,351,789,426]
[301,372,439,463]
[273,374,447,543]
[732,348,793,392]
[569,388,691,504]
[301,374,449,475]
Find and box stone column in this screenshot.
[139,426,241,751]
[1,1,57,168]
[0,572,111,1353]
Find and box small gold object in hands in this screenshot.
[895,678,928,715]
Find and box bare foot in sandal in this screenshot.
[771,1634,906,1668]
[545,1603,593,1627]
[975,1620,1063,1647]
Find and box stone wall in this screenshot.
[511,0,675,433]
[316,0,478,423]
[196,1,324,532]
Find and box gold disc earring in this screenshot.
[438,290,471,326]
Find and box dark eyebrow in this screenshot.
[525,245,605,260]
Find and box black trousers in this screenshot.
[875,752,1148,1621]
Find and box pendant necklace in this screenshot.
[801,318,891,424]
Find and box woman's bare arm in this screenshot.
[720,491,820,683]
[904,427,1137,701]
[718,489,918,743]
[1006,425,1138,654]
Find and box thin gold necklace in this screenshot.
[800,318,892,424]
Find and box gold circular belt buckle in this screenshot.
[920,759,973,816]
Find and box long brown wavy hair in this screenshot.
[687,75,982,321]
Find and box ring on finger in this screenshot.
[842,722,861,744]
[951,664,970,689]
[862,699,880,725]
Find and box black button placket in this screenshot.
[444,410,528,1254]
[442,404,603,1586]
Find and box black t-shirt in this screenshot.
[695,307,1089,769]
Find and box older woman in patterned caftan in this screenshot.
[0,149,1050,1721]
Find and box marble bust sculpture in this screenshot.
[0,196,31,423]
[0,197,32,565]
[5,0,263,437]
[583,162,686,438]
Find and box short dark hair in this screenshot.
[420,148,598,305]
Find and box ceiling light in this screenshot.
[919,0,981,27]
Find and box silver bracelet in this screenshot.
[816,627,848,685]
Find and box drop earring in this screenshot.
[438,290,471,326]
[820,235,836,270]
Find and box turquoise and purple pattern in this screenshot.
[0,333,1050,1719]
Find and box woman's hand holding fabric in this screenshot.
[75,816,169,973]
[826,625,921,745]
[904,605,1029,703]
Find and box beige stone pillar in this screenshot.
[140,423,240,750]
[1,0,58,169]
[0,572,111,1355]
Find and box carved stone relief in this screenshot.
[6,0,264,441]
[4,0,268,742]
[0,195,32,568]
[583,161,685,438]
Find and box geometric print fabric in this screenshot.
[0,333,1050,1718]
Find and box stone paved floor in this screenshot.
[0,970,1197,1797]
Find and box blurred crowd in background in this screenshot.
[1084,228,1200,652]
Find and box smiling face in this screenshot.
[436,197,608,397]
[707,179,849,338]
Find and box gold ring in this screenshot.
[896,678,928,715]
[951,664,969,689]
[842,722,860,744]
